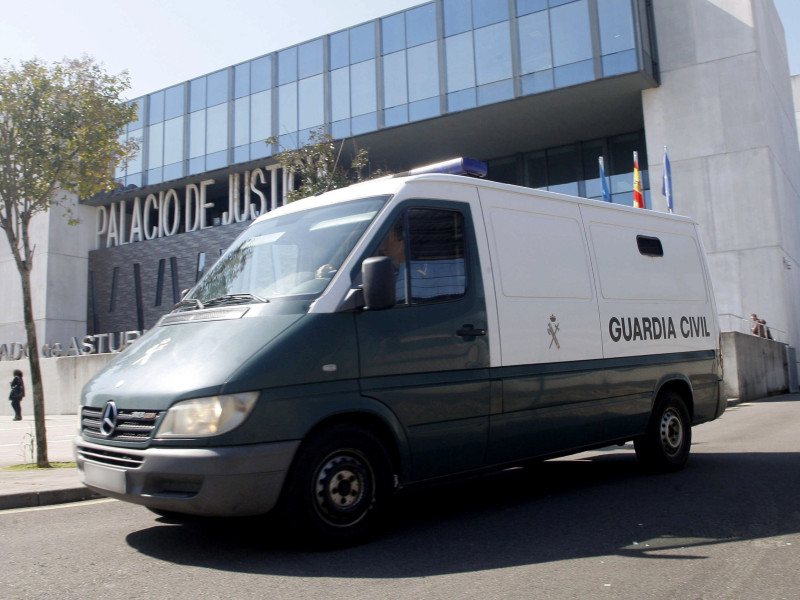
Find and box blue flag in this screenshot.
[662,147,673,213]
[599,156,611,202]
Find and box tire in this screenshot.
[634,391,692,472]
[281,424,393,548]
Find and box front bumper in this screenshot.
[73,437,300,517]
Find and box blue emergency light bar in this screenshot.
[403,157,488,178]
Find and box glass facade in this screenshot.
[487,130,652,208]
[117,0,655,202]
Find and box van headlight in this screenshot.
[155,392,258,438]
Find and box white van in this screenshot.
[75,158,724,546]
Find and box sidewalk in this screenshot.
[0,415,100,510]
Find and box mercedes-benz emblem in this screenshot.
[100,401,118,437]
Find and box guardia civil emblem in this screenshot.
[547,314,560,349]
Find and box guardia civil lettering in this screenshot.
[608,316,711,342]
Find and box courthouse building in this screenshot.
[2,0,800,362]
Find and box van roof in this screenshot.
[253,171,696,226]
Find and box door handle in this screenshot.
[457,326,487,337]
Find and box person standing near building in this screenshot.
[750,314,766,337]
[8,369,24,421]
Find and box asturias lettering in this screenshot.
[608,316,710,342]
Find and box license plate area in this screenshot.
[83,461,126,494]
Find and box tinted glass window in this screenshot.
[516,0,547,16]
[189,110,205,158]
[443,0,472,36]
[373,209,467,305]
[383,51,408,108]
[330,31,349,69]
[278,82,298,134]
[148,91,164,125]
[350,23,376,64]
[278,47,298,85]
[474,22,512,85]
[234,63,250,99]
[298,75,324,130]
[206,70,228,107]
[234,97,249,147]
[250,90,271,142]
[351,60,377,116]
[164,85,184,119]
[382,13,405,54]
[251,56,272,93]
[190,78,206,112]
[473,0,509,28]
[331,67,351,121]
[518,10,552,73]
[547,145,579,194]
[407,209,466,303]
[598,0,635,55]
[446,32,476,92]
[147,123,163,168]
[408,42,439,102]
[406,4,437,47]
[550,0,592,66]
[129,100,144,130]
[206,104,228,154]
[299,39,323,79]
[163,117,184,165]
[637,236,664,257]
[127,128,143,174]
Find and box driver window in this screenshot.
[371,208,466,305]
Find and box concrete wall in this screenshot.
[644,0,800,352]
[721,331,790,401]
[0,194,96,350]
[0,354,114,417]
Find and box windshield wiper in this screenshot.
[172,297,204,312]
[201,293,269,308]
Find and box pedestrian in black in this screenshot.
[9,369,24,421]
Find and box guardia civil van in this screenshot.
[74,158,725,545]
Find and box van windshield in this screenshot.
[183,196,388,308]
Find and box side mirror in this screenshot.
[362,256,396,310]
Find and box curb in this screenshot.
[0,487,103,511]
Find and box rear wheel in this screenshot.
[281,424,392,547]
[634,391,692,472]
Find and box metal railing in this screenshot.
[719,313,786,343]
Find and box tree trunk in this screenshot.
[19,265,50,468]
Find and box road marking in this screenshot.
[0,498,116,515]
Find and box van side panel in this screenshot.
[477,188,603,365]
[476,188,610,460]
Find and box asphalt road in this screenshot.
[1,397,798,600]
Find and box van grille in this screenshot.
[76,445,144,469]
[81,406,163,442]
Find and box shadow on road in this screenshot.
[125,447,800,576]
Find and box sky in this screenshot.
[0,0,799,100]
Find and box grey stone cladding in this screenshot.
[87,221,250,333]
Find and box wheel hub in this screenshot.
[314,453,372,526]
[659,408,683,455]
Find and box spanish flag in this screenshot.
[633,151,644,208]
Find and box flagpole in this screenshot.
[662,145,673,214]
[632,151,643,208]
[599,156,611,202]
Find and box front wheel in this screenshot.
[634,391,692,472]
[281,424,392,548]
